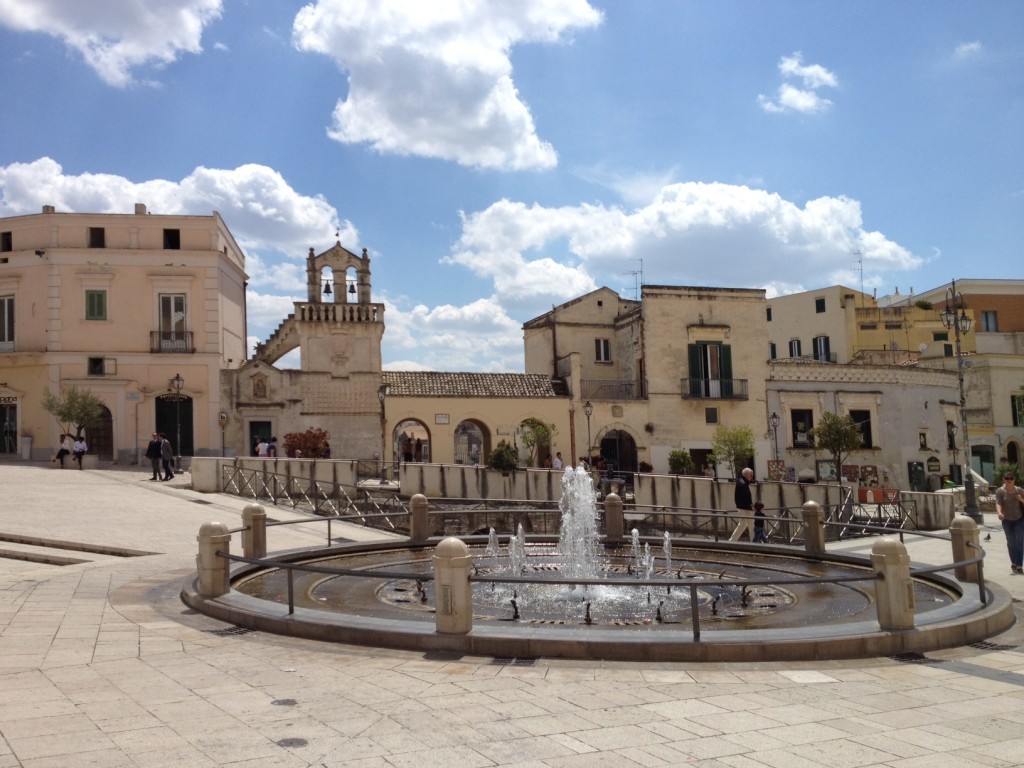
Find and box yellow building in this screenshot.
[0,204,247,462]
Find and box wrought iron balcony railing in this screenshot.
[681,378,749,400]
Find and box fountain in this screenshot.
[184,465,1014,662]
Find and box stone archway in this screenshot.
[454,419,489,465]
[597,429,638,473]
[395,419,430,464]
[90,405,114,461]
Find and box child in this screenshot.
[753,501,769,543]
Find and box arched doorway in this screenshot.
[598,429,638,473]
[395,419,430,464]
[454,420,489,465]
[156,394,193,456]
[90,405,114,461]
[1007,441,1020,467]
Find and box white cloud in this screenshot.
[954,40,983,60]
[759,52,837,114]
[0,158,354,261]
[0,0,223,87]
[292,0,602,170]
[448,182,920,308]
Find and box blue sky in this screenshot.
[0,0,1021,371]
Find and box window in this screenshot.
[981,311,998,332]
[159,293,187,351]
[812,335,831,362]
[919,432,928,449]
[791,409,813,447]
[88,227,105,248]
[947,421,957,450]
[860,323,877,330]
[163,229,181,249]
[85,290,106,320]
[766,307,772,322]
[932,331,948,342]
[789,339,801,357]
[705,407,718,424]
[0,232,11,252]
[687,342,734,397]
[0,295,12,351]
[943,343,954,358]
[815,297,826,313]
[850,409,872,448]
[769,342,777,360]
[1012,396,1024,427]
[88,357,105,376]
[595,338,611,362]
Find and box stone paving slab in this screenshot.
[2,461,1024,767]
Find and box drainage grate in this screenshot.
[202,626,255,637]
[890,652,945,665]
[970,641,1020,652]
[490,657,538,666]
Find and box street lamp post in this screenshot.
[583,400,593,464]
[939,280,981,521]
[377,383,389,482]
[169,373,184,470]
[769,411,781,462]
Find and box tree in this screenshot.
[810,412,862,482]
[488,440,519,473]
[667,449,695,475]
[518,417,556,468]
[41,385,103,438]
[709,424,755,479]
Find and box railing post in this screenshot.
[871,537,915,630]
[241,503,267,559]
[949,514,980,582]
[410,493,430,544]
[604,492,624,545]
[433,537,473,635]
[802,501,826,555]
[196,522,231,598]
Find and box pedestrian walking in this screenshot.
[145,432,163,480]
[729,467,756,541]
[753,501,769,543]
[996,472,1024,574]
[160,433,175,480]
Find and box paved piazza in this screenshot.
[3,462,1024,768]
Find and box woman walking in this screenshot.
[995,472,1024,574]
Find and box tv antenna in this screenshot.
[852,249,864,305]
[623,258,644,300]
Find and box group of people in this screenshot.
[144,433,176,481]
[542,452,565,470]
[53,433,88,469]
[402,438,424,463]
[254,437,279,457]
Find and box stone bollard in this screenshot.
[604,492,624,545]
[241,503,267,559]
[949,515,980,582]
[409,493,430,544]
[432,537,473,635]
[802,500,826,555]
[196,522,231,598]
[871,537,915,630]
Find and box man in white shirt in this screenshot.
[552,452,563,470]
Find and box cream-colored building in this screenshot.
[0,204,247,462]
[525,285,772,475]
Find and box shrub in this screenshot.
[667,450,695,475]
[488,439,519,472]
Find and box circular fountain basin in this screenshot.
[183,538,1014,662]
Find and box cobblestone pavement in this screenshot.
[2,462,1024,768]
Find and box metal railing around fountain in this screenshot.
[211,514,989,644]
[221,464,406,530]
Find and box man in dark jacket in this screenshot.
[730,467,756,541]
[145,433,163,480]
[160,433,175,481]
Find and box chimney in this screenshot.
[41,205,55,214]
[134,203,147,215]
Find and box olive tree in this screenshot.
[810,412,862,481]
[518,417,557,468]
[41,385,103,439]
[709,424,755,479]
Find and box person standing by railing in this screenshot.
[996,473,1024,574]
[730,467,756,541]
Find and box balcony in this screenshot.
[581,379,647,401]
[150,331,195,354]
[681,378,749,400]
